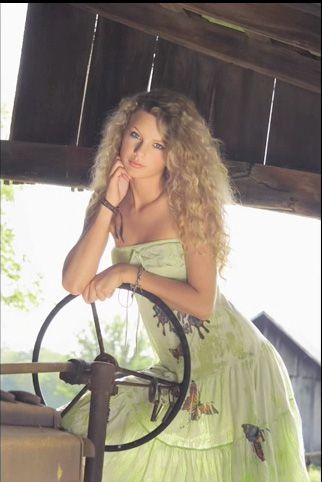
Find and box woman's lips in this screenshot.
[129,159,144,168]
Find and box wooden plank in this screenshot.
[151,39,273,165]
[290,376,314,451]
[151,39,219,124]
[311,381,322,452]
[1,141,320,218]
[266,81,321,173]
[231,162,321,218]
[78,17,156,147]
[278,3,321,18]
[10,4,96,145]
[179,3,321,54]
[0,141,93,187]
[68,3,321,93]
[276,338,299,377]
[205,61,273,166]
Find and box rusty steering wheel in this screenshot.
[32,284,191,452]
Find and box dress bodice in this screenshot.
[112,239,187,281]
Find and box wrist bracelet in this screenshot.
[101,198,124,242]
[131,265,145,297]
[101,198,118,214]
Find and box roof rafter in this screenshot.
[68,3,320,93]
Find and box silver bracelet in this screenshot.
[131,265,145,296]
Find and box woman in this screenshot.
[62,89,309,481]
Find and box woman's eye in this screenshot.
[154,143,165,150]
[130,131,140,139]
[129,131,164,150]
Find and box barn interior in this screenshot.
[1,3,321,218]
[0,4,321,480]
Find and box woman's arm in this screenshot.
[82,247,217,320]
[127,248,217,319]
[62,158,131,294]
[62,206,113,294]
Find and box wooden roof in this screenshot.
[1,3,321,218]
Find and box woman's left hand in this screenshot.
[82,264,126,304]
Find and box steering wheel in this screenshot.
[32,283,191,452]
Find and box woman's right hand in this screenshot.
[105,157,131,206]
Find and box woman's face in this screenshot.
[119,110,167,180]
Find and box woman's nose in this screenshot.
[134,141,145,156]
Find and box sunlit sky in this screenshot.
[1,4,321,361]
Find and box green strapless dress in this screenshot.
[62,240,309,482]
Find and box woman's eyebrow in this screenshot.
[133,125,164,143]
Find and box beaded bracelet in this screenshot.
[101,198,124,242]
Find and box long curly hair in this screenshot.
[85,89,235,275]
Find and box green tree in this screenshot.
[0,181,156,407]
[1,314,157,408]
[75,314,157,371]
[1,347,80,408]
[1,181,42,310]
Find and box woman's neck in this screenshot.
[127,178,165,211]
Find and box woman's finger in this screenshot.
[83,281,96,304]
[114,166,131,180]
[82,284,90,304]
[96,288,107,301]
[108,157,123,176]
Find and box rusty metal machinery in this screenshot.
[32,284,191,452]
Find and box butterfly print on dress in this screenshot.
[153,305,210,339]
[176,312,210,339]
[152,305,174,336]
[242,424,270,462]
[182,381,219,421]
[169,343,183,361]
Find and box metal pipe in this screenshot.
[115,380,177,389]
[0,362,74,375]
[115,367,179,386]
[84,361,116,482]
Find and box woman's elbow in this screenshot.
[191,305,213,321]
[198,309,212,321]
[197,297,216,320]
[62,276,84,296]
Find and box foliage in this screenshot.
[1,182,156,407]
[74,314,157,371]
[1,347,80,408]
[1,314,157,408]
[308,465,321,482]
[1,181,43,310]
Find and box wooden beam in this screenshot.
[1,141,320,218]
[179,3,321,54]
[0,140,92,188]
[68,3,320,93]
[229,161,321,218]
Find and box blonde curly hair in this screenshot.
[85,89,235,275]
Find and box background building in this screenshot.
[252,311,321,459]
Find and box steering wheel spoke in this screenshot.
[60,384,89,417]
